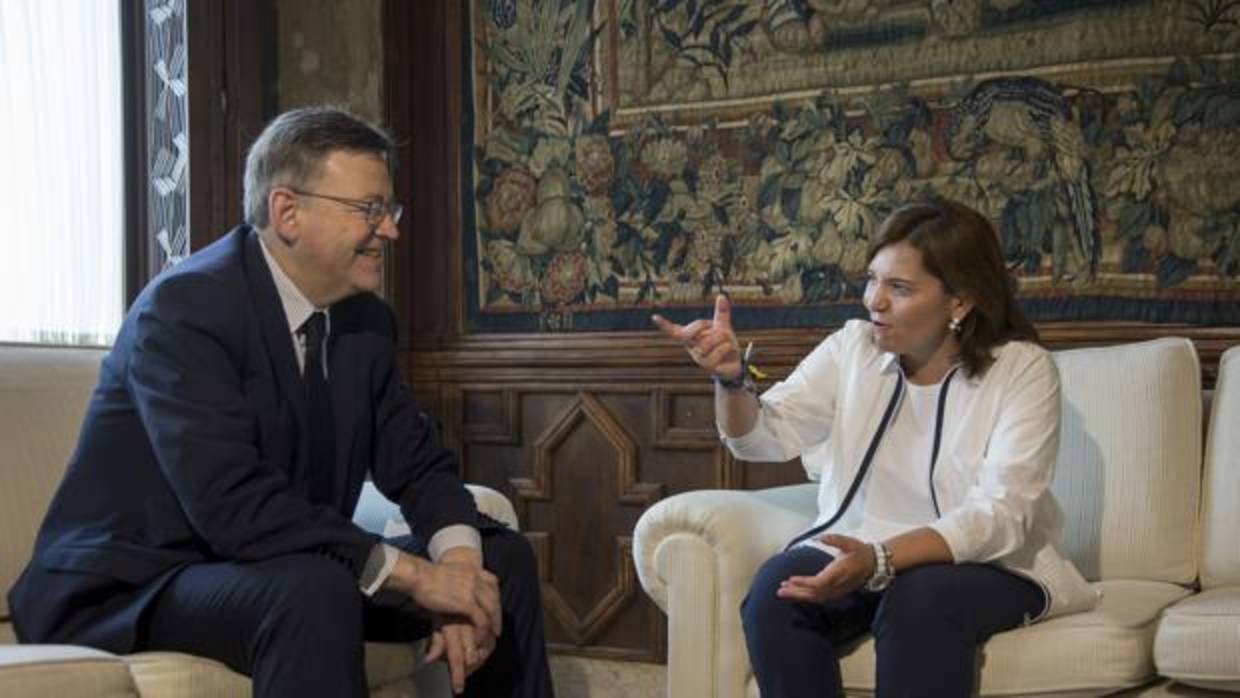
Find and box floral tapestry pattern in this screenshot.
[464,0,1240,332]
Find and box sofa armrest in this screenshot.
[633,483,817,698]
[465,484,519,531]
[353,482,520,537]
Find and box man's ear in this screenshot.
[268,188,299,245]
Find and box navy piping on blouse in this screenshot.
[784,365,959,550]
[928,366,960,517]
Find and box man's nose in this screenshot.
[375,215,400,241]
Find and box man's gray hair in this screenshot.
[243,106,397,228]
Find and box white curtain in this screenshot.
[0,0,124,346]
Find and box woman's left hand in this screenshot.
[777,534,877,603]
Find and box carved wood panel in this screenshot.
[431,383,773,660]
[407,370,837,661]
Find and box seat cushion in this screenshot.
[1153,586,1240,693]
[831,580,1191,696]
[125,651,251,697]
[0,645,138,698]
[125,640,430,696]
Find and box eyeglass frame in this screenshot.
[285,187,404,227]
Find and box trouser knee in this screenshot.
[741,550,820,643]
[872,567,968,644]
[257,555,364,648]
[483,527,540,600]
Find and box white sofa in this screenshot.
[0,344,519,697]
[1153,345,1240,693]
[635,337,1240,697]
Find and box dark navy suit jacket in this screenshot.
[7,226,477,652]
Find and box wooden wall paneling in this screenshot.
[651,386,744,489]
[380,0,413,345]
[406,325,1240,388]
[525,392,637,653]
[383,0,464,347]
[462,389,521,445]
[440,378,818,660]
[650,387,715,449]
[453,384,735,659]
[121,0,150,305]
[186,0,275,251]
[515,390,661,658]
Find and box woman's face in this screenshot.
[863,241,967,376]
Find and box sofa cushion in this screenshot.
[1050,338,1202,585]
[354,481,521,534]
[363,640,424,687]
[125,651,251,697]
[1201,346,1240,588]
[0,644,138,697]
[1153,586,1240,693]
[832,579,1191,696]
[0,346,106,620]
[124,640,431,696]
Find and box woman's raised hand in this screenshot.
[651,294,743,381]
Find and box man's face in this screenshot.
[283,150,399,306]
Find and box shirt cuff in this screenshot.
[428,524,482,562]
[359,542,400,596]
[928,518,967,563]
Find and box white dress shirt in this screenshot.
[258,237,480,595]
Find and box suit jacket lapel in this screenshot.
[241,230,309,432]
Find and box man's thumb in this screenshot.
[713,293,732,328]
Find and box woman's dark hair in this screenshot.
[866,198,1038,377]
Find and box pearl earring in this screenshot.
[948,316,962,333]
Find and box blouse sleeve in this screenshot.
[721,326,848,463]
[930,348,1061,562]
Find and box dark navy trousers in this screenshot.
[137,526,553,698]
[741,546,1045,698]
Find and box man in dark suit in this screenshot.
[7,106,554,697]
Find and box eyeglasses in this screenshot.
[288,188,404,226]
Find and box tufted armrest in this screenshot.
[633,483,817,698]
[353,481,520,537]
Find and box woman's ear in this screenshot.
[952,293,976,324]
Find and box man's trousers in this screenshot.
[137,526,554,698]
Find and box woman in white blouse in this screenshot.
[652,199,1095,698]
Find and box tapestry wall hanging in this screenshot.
[463,0,1240,332]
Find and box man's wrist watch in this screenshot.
[865,541,895,592]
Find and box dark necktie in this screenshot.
[299,311,336,506]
